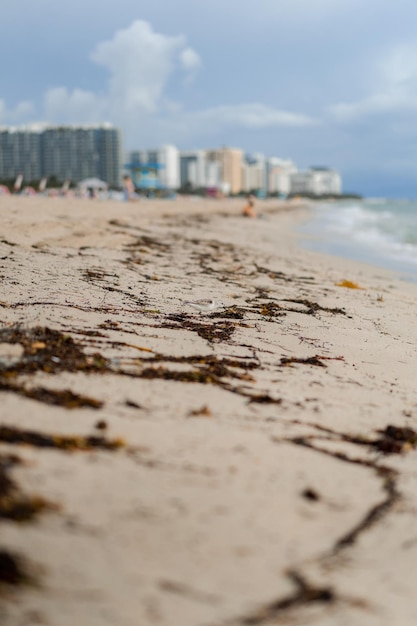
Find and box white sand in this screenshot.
[1,195,417,625]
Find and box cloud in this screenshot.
[44,87,103,123]
[40,20,202,127]
[157,103,318,145]
[329,43,417,121]
[187,103,318,130]
[91,20,200,115]
[1,19,316,148]
[329,93,409,121]
[0,98,35,124]
[180,47,202,71]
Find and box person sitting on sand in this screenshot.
[242,194,256,218]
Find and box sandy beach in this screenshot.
[1,195,417,626]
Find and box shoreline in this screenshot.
[298,198,417,285]
[1,196,417,625]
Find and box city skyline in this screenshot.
[0,122,342,197]
[2,1,417,197]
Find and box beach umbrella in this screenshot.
[78,178,108,190]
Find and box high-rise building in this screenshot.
[242,153,267,193]
[156,145,180,189]
[267,157,298,196]
[290,167,342,196]
[179,150,222,190]
[0,124,44,182]
[207,147,243,195]
[0,123,122,187]
[180,150,206,189]
[127,145,179,190]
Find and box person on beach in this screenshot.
[242,194,256,218]
[123,175,136,201]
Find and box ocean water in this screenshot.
[299,198,417,283]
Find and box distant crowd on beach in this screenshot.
[1,175,268,218]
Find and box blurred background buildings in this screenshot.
[0,124,342,197]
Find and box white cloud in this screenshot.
[180,47,202,71]
[1,20,317,147]
[381,43,417,87]
[329,93,409,121]
[0,98,34,124]
[329,43,417,121]
[176,103,318,133]
[44,87,103,122]
[91,20,198,115]
[32,20,203,132]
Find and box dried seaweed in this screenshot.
[0,426,124,451]
[0,381,103,409]
[239,571,334,624]
[248,393,282,404]
[280,355,345,368]
[210,306,246,320]
[125,235,171,252]
[163,315,236,343]
[373,425,417,454]
[0,453,56,522]
[0,326,109,377]
[0,550,29,585]
[282,298,346,316]
[253,302,286,318]
[280,421,402,555]
[280,356,328,368]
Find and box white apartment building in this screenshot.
[156,145,180,189]
[179,150,222,190]
[128,145,180,190]
[290,167,342,196]
[267,157,297,196]
[180,150,206,188]
[242,153,266,193]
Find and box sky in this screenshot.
[2,0,417,197]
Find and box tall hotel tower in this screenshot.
[206,147,243,195]
[0,123,122,187]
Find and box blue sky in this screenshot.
[2,0,417,197]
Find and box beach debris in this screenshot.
[0,453,57,522]
[335,279,365,289]
[248,393,282,404]
[0,381,103,409]
[373,425,417,454]
[301,488,320,502]
[280,355,344,368]
[183,298,224,314]
[277,298,346,316]
[237,570,335,624]
[257,302,286,318]
[0,550,30,585]
[0,426,125,452]
[0,326,110,376]
[188,405,212,418]
[125,399,143,409]
[0,342,24,367]
[163,315,236,343]
[210,306,246,320]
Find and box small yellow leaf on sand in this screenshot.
[335,280,365,290]
[31,341,46,350]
